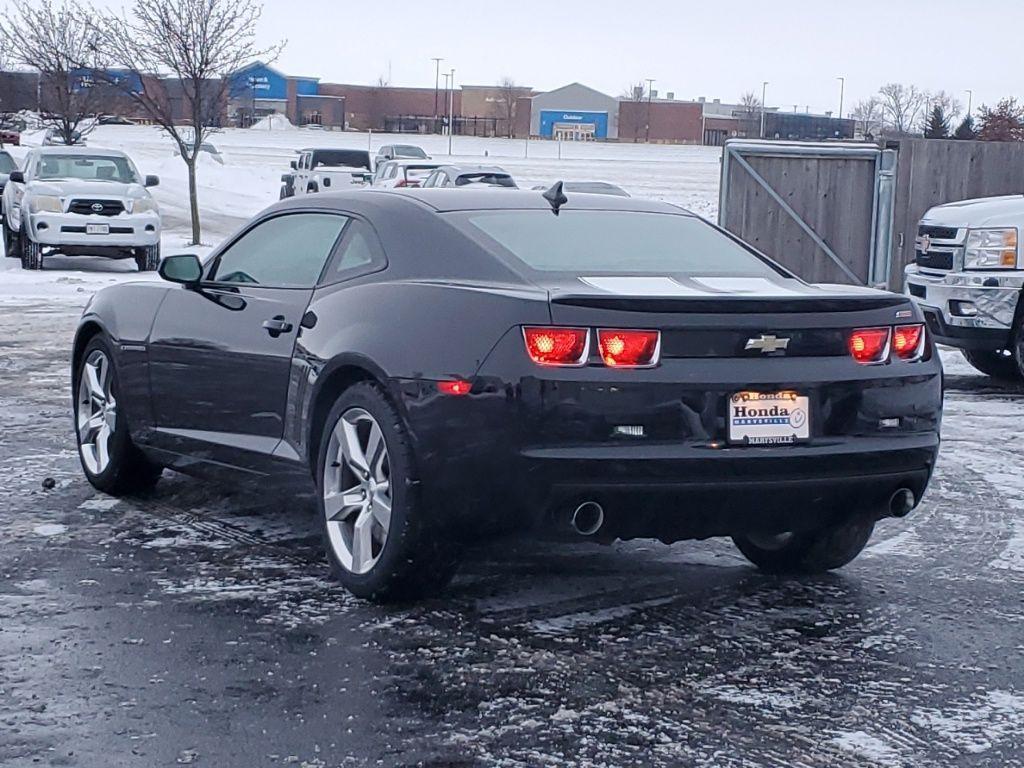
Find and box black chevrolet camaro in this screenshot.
[72,189,942,601]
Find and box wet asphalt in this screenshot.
[2,303,1024,768]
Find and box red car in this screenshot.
[0,129,20,146]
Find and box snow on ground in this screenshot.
[1,124,722,304]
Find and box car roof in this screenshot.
[434,164,510,176]
[300,147,370,154]
[284,187,689,215]
[388,159,440,167]
[34,146,127,158]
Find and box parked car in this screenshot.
[905,197,1024,380]
[371,159,442,188]
[42,128,87,146]
[282,148,373,198]
[175,141,224,164]
[98,115,137,126]
[71,188,941,602]
[0,128,20,146]
[2,147,161,271]
[376,144,429,162]
[0,151,16,218]
[532,181,630,197]
[421,165,517,189]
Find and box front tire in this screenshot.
[961,349,1021,380]
[74,337,162,495]
[732,515,875,574]
[317,382,459,602]
[134,244,161,272]
[19,224,42,270]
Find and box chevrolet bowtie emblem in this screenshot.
[745,334,791,354]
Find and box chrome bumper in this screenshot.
[904,264,1022,331]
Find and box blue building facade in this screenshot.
[228,62,319,100]
[538,109,609,139]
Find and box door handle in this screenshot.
[262,316,293,337]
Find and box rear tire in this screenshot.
[19,223,42,270]
[3,219,19,258]
[74,336,163,495]
[316,382,459,602]
[732,515,875,574]
[134,244,161,272]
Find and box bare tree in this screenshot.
[737,91,762,137]
[877,83,926,135]
[87,0,283,245]
[850,97,883,138]
[368,73,391,131]
[619,81,647,142]
[0,0,103,144]
[495,76,518,139]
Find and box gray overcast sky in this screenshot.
[78,0,1024,115]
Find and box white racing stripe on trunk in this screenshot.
[691,276,806,295]
[579,276,708,296]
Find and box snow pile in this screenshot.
[250,113,295,131]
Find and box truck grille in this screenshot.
[918,224,959,240]
[68,199,124,217]
[915,250,954,271]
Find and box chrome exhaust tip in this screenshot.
[570,501,605,536]
[889,488,916,518]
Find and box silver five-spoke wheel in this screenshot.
[77,349,117,475]
[323,407,392,575]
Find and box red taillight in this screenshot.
[436,380,472,396]
[597,329,661,368]
[848,327,891,364]
[396,179,417,188]
[522,327,589,366]
[893,324,925,360]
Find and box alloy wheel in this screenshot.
[323,407,393,575]
[76,350,117,475]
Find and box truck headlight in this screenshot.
[28,195,63,213]
[132,197,159,214]
[964,228,1018,269]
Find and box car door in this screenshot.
[147,210,350,471]
[294,153,310,195]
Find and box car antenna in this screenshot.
[542,181,568,215]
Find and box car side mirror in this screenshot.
[158,254,203,286]
[8,171,24,183]
[290,160,297,170]
[144,174,159,187]
[281,173,292,183]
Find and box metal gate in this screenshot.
[718,140,898,288]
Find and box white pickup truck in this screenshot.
[904,196,1024,379]
[280,148,373,198]
[2,146,161,271]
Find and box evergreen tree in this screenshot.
[924,106,950,138]
[953,115,977,140]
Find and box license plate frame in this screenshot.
[86,223,110,235]
[728,391,810,446]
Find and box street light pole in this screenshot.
[441,72,450,135]
[431,57,443,129]
[837,76,845,120]
[965,89,973,117]
[760,81,768,139]
[448,68,455,155]
[645,77,655,143]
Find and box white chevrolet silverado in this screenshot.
[280,148,373,199]
[905,196,1024,380]
[1,146,161,271]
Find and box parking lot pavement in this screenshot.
[2,303,1024,768]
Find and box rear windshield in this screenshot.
[0,153,15,173]
[35,154,139,183]
[456,210,778,275]
[403,165,439,180]
[393,145,427,158]
[456,173,515,188]
[312,150,371,170]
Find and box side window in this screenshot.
[386,164,398,180]
[211,212,348,288]
[322,219,385,283]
